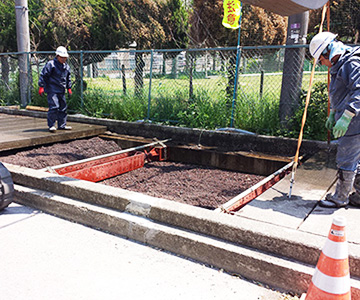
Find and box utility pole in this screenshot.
[279,12,309,126]
[15,0,30,108]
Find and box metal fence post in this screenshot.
[189,52,193,100]
[147,50,154,121]
[122,64,126,95]
[230,45,241,128]
[260,69,264,99]
[279,12,309,127]
[27,52,31,105]
[80,51,84,108]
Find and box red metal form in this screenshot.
[56,151,137,175]
[54,151,146,182]
[225,168,291,212]
[51,142,168,182]
[219,160,296,213]
[144,146,167,161]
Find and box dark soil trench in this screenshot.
[0,137,266,209]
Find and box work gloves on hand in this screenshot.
[325,110,336,130]
[332,110,355,138]
[68,88,72,98]
[38,87,44,96]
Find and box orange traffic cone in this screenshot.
[304,216,350,300]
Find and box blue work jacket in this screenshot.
[38,57,72,94]
[330,46,360,136]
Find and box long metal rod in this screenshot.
[216,159,295,212]
[80,51,84,108]
[40,139,170,172]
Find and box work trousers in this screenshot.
[337,134,360,172]
[47,93,67,129]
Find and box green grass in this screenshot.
[84,71,328,99]
[4,71,329,140]
[81,72,329,139]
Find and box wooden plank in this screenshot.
[25,105,48,112]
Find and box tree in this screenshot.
[0,0,17,53]
[29,0,97,51]
[1,0,190,99]
[161,0,190,49]
[190,1,287,102]
[190,1,287,47]
[308,0,360,43]
[0,0,18,86]
[89,0,131,50]
[94,0,189,95]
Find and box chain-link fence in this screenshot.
[0,45,334,131]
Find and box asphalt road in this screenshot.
[0,203,289,300]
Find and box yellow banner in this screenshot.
[222,0,241,29]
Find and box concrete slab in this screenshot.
[299,205,360,245]
[236,150,338,230]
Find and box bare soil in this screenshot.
[0,137,265,209]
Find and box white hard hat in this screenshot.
[309,32,337,61]
[55,46,69,58]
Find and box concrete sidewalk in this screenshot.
[0,203,287,300]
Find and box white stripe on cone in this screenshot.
[312,267,350,294]
[322,239,349,260]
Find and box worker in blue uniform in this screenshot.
[310,32,360,208]
[38,46,72,133]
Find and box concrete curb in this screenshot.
[13,183,360,298]
[5,163,360,278]
[14,184,314,294]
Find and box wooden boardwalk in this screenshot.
[0,113,107,152]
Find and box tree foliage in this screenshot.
[30,0,97,51]
[190,1,287,47]
[0,0,18,52]
[1,0,359,53]
[161,0,189,49]
[308,0,360,43]
[92,0,189,50]
[0,0,189,53]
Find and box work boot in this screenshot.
[320,169,355,208]
[349,174,360,207]
[354,173,360,193]
[58,126,72,130]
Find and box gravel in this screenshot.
[0,137,265,209]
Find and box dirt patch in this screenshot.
[0,137,265,209]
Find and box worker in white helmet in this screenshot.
[38,46,72,133]
[309,32,360,208]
